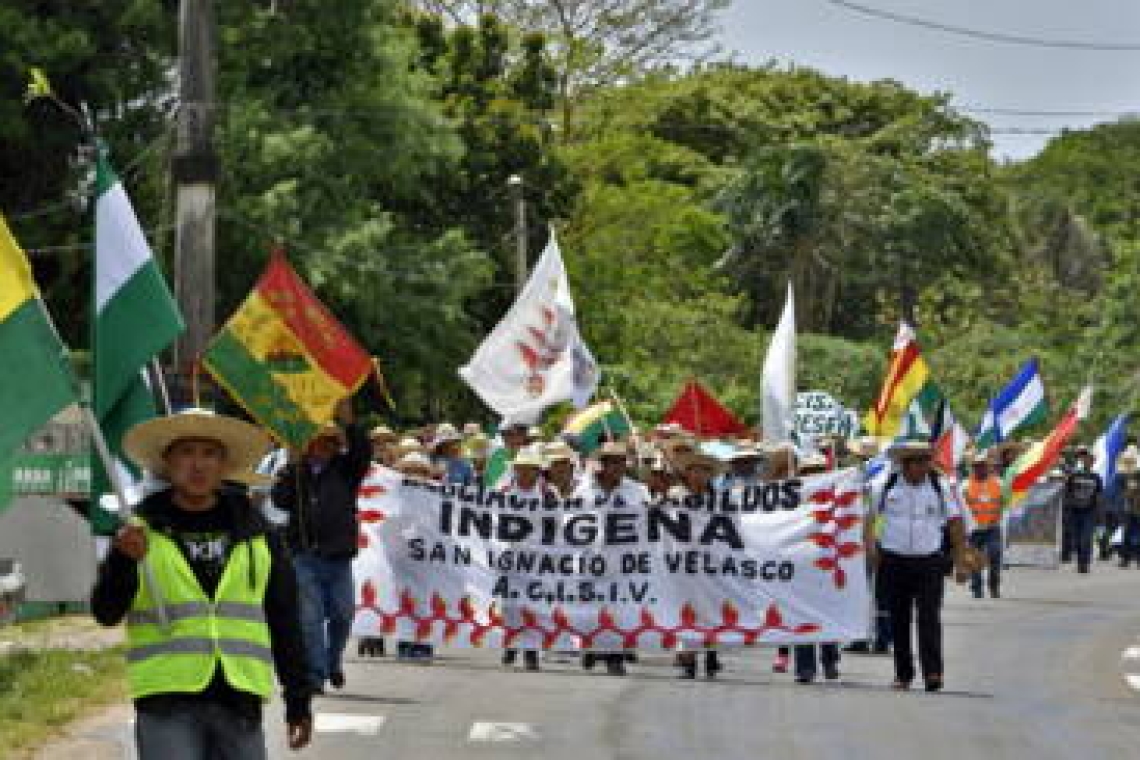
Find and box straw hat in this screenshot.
[674,450,727,476]
[595,441,630,460]
[971,450,991,466]
[369,425,398,443]
[728,444,764,462]
[462,422,483,437]
[850,436,880,458]
[431,423,462,451]
[512,446,546,468]
[1117,446,1139,475]
[395,437,426,457]
[395,452,435,478]
[543,442,576,464]
[798,453,829,475]
[124,409,269,480]
[888,437,933,462]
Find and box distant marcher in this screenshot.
[271,398,371,693]
[962,453,1006,598]
[1060,445,1103,574]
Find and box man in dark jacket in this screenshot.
[271,398,371,692]
[1061,445,1103,574]
[91,409,312,758]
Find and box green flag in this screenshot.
[92,149,183,533]
[0,213,76,461]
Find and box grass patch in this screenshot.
[0,647,125,758]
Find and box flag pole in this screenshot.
[32,299,171,629]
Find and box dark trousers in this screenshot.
[136,700,267,760]
[873,568,893,648]
[1061,507,1097,569]
[1121,514,1140,563]
[794,643,839,677]
[880,551,945,684]
[969,527,1002,596]
[294,553,355,687]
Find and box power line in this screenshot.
[824,0,1140,51]
[962,106,1140,118]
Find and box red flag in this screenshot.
[662,380,748,439]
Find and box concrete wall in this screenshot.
[0,496,96,603]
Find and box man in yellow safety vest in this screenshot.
[91,409,313,758]
[962,452,1006,599]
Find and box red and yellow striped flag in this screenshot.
[864,321,930,438]
[1005,386,1092,505]
[203,250,372,447]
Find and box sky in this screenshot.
[720,0,1140,160]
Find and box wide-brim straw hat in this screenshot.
[543,442,576,464]
[512,448,546,468]
[431,423,463,451]
[124,409,269,479]
[674,450,727,476]
[798,453,829,474]
[1118,451,1139,475]
[369,425,398,443]
[395,452,436,478]
[850,436,880,458]
[728,444,764,462]
[595,441,631,460]
[888,438,933,462]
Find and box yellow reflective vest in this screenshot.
[125,523,274,700]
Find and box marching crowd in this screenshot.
[87,397,1137,758]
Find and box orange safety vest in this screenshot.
[965,476,1004,528]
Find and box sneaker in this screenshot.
[329,671,345,690]
[823,664,840,682]
[502,649,518,666]
[989,588,1000,599]
[795,672,814,684]
[678,662,697,679]
[524,651,540,672]
[582,653,596,670]
[1078,564,1090,574]
[773,653,789,673]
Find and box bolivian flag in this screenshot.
[563,400,631,454]
[203,250,372,447]
[865,321,930,438]
[1005,386,1092,506]
[0,213,75,457]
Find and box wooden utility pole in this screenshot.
[172,0,218,384]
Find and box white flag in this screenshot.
[459,232,598,422]
[762,282,796,442]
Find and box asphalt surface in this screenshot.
[39,561,1140,760]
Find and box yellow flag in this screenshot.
[24,67,53,103]
[0,212,37,321]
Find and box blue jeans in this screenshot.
[294,553,355,688]
[969,527,1003,596]
[136,700,267,760]
[1062,508,1097,569]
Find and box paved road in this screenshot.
[40,562,1140,760]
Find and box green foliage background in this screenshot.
[2,1,1136,440]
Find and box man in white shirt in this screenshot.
[573,441,649,676]
[866,438,968,692]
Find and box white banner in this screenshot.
[352,467,869,648]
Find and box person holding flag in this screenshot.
[91,410,313,756]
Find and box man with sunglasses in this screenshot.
[866,438,969,693]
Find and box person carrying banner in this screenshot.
[793,453,842,684]
[544,442,580,498]
[867,438,969,692]
[720,444,764,489]
[270,397,371,692]
[576,441,649,676]
[432,423,475,485]
[963,452,1006,599]
[763,441,797,674]
[670,450,727,679]
[1060,445,1103,573]
[500,448,556,671]
[91,409,313,758]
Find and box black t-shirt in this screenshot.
[1064,470,1103,510]
[165,501,235,596]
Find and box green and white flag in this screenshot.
[92,148,183,533]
